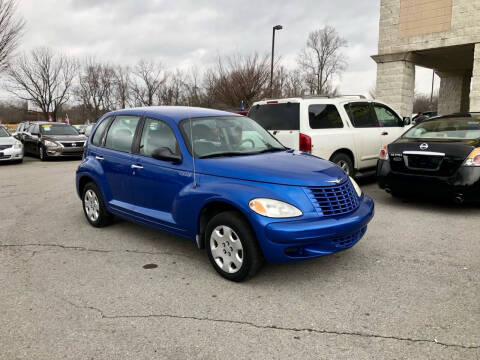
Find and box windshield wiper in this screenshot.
[198,152,246,159]
[247,148,285,155]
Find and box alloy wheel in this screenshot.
[84,189,100,222]
[337,160,350,175]
[210,225,244,274]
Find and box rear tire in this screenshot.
[331,153,354,176]
[82,182,113,227]
[205,211,263,282]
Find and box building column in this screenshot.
[470,43,480,112]
[437,71,471,115]
[375,60,415,118]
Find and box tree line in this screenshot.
[0,0,351,123]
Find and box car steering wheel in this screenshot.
[240,139,255,148]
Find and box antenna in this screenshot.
[189,118,197,189]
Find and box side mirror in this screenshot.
[402,117,411,126]
[151,147,182,163]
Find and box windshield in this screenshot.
[0,126,10,137]
[180,116,285,158]
[403,116,480,140]
[39,124,79,136]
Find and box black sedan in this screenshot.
[377,113,480,203]
[23,122,87,161]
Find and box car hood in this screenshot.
[196,150,348,186]
[0,136,17,146]
[42,135,87,142]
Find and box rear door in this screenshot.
[248,102,300,149]
[345,102,382,169]
[373,103,406,146]
[101,115,141,212]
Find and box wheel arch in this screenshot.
[329,148,355,169]
[197,200,252,249]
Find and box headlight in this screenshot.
[43,140,59,148]
[463,148,480,167]
[13,140,23,149]
[349,176,362,197]
[249,198,303,218]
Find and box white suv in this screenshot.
[248,96,411,176]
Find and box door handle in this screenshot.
[95,156,104,160]
[381,131,389,136]
[131,164,143,169]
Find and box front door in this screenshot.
[131,117,191,230]
[101,115,141,212]
[373,103,406,147]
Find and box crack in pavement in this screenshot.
[6,243,480,350]
[0,243,192,258]
[61,299,479,351]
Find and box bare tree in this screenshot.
[75,58,115,122]
[206,53,270,109]
[413,92,438,113]
[298,26,347,96]
[0,0,24,72]
[113,65,131,109]
[131,59,167,106]
[7,47,77,121]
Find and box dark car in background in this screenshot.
[23,122,87,161]
[377,113,480,203]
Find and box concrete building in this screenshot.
[372,0,480,117]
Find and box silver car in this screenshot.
[0,125,24,163]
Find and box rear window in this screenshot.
[403,116,480,140]
[248,103,300,130]
[308,104,343,129]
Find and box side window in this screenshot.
[92,117,112,147]
[31,124,39,134]
[104,116,140,153]
[139,118,179,157]
[308,105,344,129]
[374,104,402,127]
[345,103,379,128]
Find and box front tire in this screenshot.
[82,182,113,227]
[205,211,263,282]
[39,146,48,161]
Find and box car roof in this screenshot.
[110,106,242,123]
[251,96,383,107]
[425,112,480,121]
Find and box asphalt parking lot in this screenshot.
[1,156,479,359]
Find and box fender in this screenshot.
[76,157,111,204]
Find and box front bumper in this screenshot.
[377,159,480,201]
[0,146,23,162]
[45,146,84,157]
[255,196,374,263]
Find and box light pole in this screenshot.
[316,73,320,95]
[270,24,283,98]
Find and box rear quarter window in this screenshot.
[248,103,300,130]
[308,104,343,129]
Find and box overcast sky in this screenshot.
[15,0,436,97]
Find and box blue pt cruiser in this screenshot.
[76,107,374,281]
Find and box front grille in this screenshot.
[331,227,367,249]
[0,145,12,151]
[305,179,360,216]
[0,154,11,159]
[60,141,85,148]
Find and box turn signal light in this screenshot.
[299,133,311,152]
[464,148,480,166]
[379,146,389,160]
